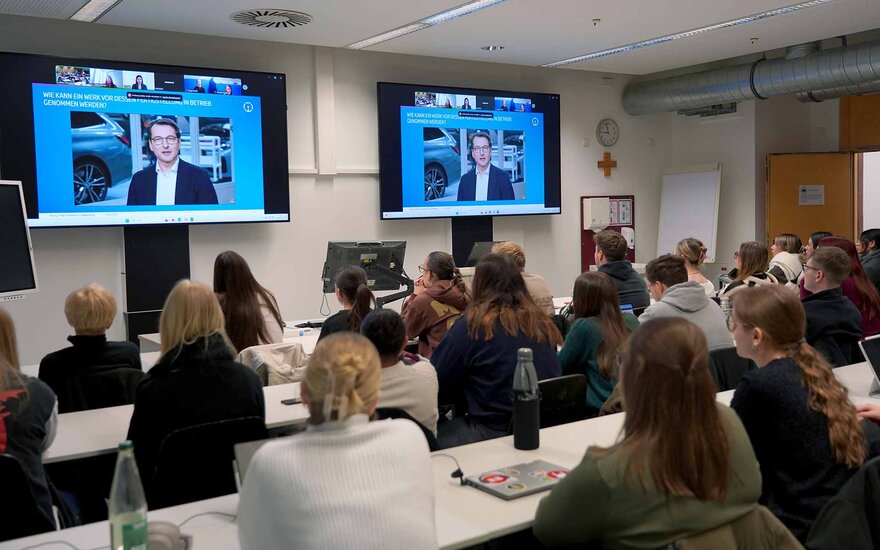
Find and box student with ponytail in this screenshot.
[319,266,377,340]
[401,251,469,358]
[238,332,436,550]
[728,285,873,540]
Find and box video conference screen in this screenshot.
[0,52,289,227]
[377,82,561,220]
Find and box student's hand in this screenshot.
[856,402,880,423]
[413,277,426,296]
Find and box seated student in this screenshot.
[799,231,833,297]
[557,272,637,416]
[400,251,468,358]
[237,332,436,550]
[593,230,650,310]
[361,309,439,435]
[492,241,555,316]
[801,246,863,367]
[214,251,284,353]
[534,318,761,548]
[431,253,562,448]
[0,307,58,531]
[815,236,880,337]
[718,241,777,298]
[640,255,733,350]
[767,232,804,287]
[859,228,880,291]
[39,283,141,413]
[127,280,264,490]
[674,237,715,296]
[319,266,376,341]
[729,285,870,540]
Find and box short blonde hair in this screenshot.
[64,283,117,335]
[305,332,380,424]
[492,241,526,269]
[0,307,23,394]
[159,280,231,356]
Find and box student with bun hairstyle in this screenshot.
[238,332,436,550]
[401,251,468,358]
[557,271,638,416]
[729,285,873,539]
[717,241,777,298]
[213,251,284,352]
[535,318,762,548]
[674,237,715,296]
[319,266,376,340]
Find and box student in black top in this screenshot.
[0,307,58,533]
[39,284,141,413]
[318,266,376,340]
[728,285,873,540]
[127,280,264,502]
[593,229,650,309]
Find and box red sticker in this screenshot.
[547,470,568,480]
[480,474,509,484]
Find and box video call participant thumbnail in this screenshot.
[127,118,218,206]
[457,132,514,201]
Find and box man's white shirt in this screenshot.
[475,165,490,201]
[155,158,179,205]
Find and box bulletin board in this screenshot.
[580,194,635,274]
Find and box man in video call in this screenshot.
[457,131,515,201]
[127,119,218,206]
[192,78,206,93]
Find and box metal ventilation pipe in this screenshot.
[796,79,880,102]
[623,39,880,115]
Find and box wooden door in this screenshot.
[766,153,855,243]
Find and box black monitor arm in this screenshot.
[362,261,414,308]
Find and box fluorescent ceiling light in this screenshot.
[70,0,124,22]
[543,0,838,68]
[346,0,507,49]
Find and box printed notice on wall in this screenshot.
[618,199,633,224]
[799,185,825,206]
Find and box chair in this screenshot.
[147,416,268,509]
[53,364,144,413]
[805,455,880,550]
[375,407,439,451]
[0,454,56,542]
[708,347,756,391]
[538,374,587,428]
[672,505,803,549]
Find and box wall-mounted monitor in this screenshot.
[0,52,289,228]
[377,82,561,220]
[0,180,38,300]
[321,241,407,293]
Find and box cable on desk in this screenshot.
[20,542,107,550]
[177,510,236,528]
[432,453,467,485]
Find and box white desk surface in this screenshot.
[11,361,880,549]
[139,323,321,355]
[43,382,307,464]
[20,351,161,379]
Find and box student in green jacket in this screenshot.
[535,318,762,549]
[557,271,638,416]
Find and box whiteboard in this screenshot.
[656,164,721,262]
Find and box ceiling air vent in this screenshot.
[230,9,312,28]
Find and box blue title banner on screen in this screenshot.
[399,107,545,207]
[31,83,264,213]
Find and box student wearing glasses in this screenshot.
[126,118,218,205]
[456,131,515,201]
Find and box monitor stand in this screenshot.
[451,216,493,267]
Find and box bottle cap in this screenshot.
[517,348,533,361]
[118,440,134,450]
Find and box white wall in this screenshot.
[1,15,672,364]
[864,152,880,231]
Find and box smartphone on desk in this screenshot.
[281,397,302,406]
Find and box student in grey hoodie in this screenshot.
[594,230,650,310]
[639,255,733,350]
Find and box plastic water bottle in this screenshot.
[512,348,540,450]
[109,441,148,550]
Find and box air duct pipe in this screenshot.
[623,39,880,115]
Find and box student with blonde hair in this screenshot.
[674,237,715,296]
[728,285,874,539]
[238,332,436,550]
[127,280,264,490]
[768,232,804,287]
[0,307,58,532]
[535,318,762,548]
[39,283,141,412]
[717,241,777,298]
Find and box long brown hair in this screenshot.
[214,251,284,352]
[594,318,730,500]
[466,253,561,346]
[732,285,866,467]
[819,237,880,321]
[0,307,26,395]
[426,251,468,297]
[734,241,769,282]
[335,266,376,332]
[572,272,631,377]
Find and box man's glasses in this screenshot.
[471,145,492,153]
[150,136,179,145]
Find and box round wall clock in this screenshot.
[596,118,619,147]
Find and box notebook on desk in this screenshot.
[464,459,569,500]
[857,335,880,396]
